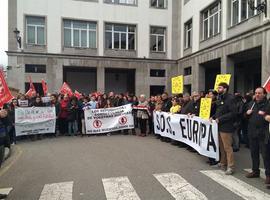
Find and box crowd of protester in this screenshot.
[0,82,270,186]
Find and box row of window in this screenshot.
[26,17,166,52]
[184,0,262,49]
[93,0,167,9]
[24,64,166,78]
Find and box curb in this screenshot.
[0,145,22,177]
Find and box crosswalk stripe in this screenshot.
[102,176,141,200]
[201,170,270,200]
[39,181,73,200]
[153,173,208,200]
[0,188,12,196]
[244,168,266,179]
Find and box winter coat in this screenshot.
[246,98,270,143]
[213,93,237,133]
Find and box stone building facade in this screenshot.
[7,0,270,96]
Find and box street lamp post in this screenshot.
[248,0,267,17]
[13,28,22,49]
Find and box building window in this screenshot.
[231,0,261,26]
[64,20,97,48]
[202,1,221,40]
[184,20,192,49]
[150,69,166,77]
[105,23,136,50]
[26,16,45,45]
[104,0,137,5]
[150,26,166,52]
[150,0,167,9]
[184,67,192,76]
[25,64,46,73]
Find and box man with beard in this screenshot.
[245,87,270,186]
[211,82,237,175]
[161,92,172,112]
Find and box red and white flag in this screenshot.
[263,76,270,93]
[59,82,73,96]
[41,79,48,95]
[74,90,82,99]
[25,76,36,97]
[0,70,13,107]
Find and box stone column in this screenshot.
[221,56,235,93]
[192,61,205,93]
[48,58,63,93]
[261,29,270,86]
[97,65,105,93]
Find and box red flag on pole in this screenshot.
[0,70,13,107]
[59,82,73,96]
[42,79,48,95]
[263,76,270,93]
[25,76,36,97]
[74,90,82,99]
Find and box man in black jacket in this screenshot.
[245,87,270,185]
[212,82,237,175]
[161,92,172,112]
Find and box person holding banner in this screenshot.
[211,82,237,175]
[136,94,149,137]
[245,87,270,185]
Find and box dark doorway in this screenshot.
[201,58,221,91]
[150,85,165,96]
[63,67,97,94]
[231,47,262,94]
[105,68,135,94]
[184,84,191,94]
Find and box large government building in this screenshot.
[6,0,270,96]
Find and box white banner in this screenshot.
[153,111,219,160]
[85,104,134,134]
[15,107,56,136]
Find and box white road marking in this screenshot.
[244,168,266,180]
[0,187,12,196]
[102,176,141,200]
[201,170,270,200]
[39,181,73,200]
[153,173,208,200]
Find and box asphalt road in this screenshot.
[0,134,270,200]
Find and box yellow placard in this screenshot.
[171,76,183,94]
[199,98,212,120]
[214,74,231,91]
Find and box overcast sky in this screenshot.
[0,0,8,67]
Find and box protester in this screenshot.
[206,90,219,166]
[211,82,237,175]
[148,96,156,134]
[0,109,8,168]
[170,97,181,114]
[58,94,69,135]
[161,92,172,112]
[232,93,245,152]
[245,87,270,185]
[136,94,149,137]
[67,97,79,136]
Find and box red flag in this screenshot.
[0,70,13,107]
[29,76,36,93]
[25,88,35,97]
[42,79,48,95]
[25,76,36,97]
[59,82,73,96]
[263,76,270,93]
[74,90,82,99]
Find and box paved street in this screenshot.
[0,134,270,200]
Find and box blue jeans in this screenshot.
[68,121,78,136]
